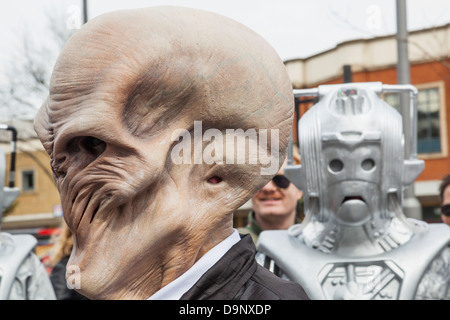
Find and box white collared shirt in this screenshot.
[148,229,241,300]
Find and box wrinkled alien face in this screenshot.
[321,136,382,226]
[33,7,293,299]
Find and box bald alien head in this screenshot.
[34,6,293,299]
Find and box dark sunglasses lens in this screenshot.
[442,205,450,216]
[272,175,290,189]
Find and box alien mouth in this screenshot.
[342,196,365,204]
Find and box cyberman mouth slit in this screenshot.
[342,196,365,204]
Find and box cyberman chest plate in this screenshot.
[318,260,403,300]
[257,224,450,300]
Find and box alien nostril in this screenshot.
[207,176,222,184]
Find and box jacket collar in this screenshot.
[180,234,257,300]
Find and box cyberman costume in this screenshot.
[258,82,450,300]
[0,125,55,299]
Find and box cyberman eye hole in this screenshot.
[361,158,375,171]
[328,159,344,173]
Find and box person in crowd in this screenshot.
[33,6,309,300]
[439,174,450,226]
[239,159,303,244]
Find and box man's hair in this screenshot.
[439,174,450,204]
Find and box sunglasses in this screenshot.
[272,174,291,189]
[442,204,450,217]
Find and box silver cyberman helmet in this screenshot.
[285,82,425,235]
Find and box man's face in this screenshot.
[252,164,302,220]
[442,185,450,226]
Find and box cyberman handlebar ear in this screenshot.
[381,84,424,186]
[284,82,424,191]
[285,87,318,192]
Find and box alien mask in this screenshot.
[34,6,294,299]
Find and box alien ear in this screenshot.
[284,164,305,191]
[402,159,425,187]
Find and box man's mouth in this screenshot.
[259,197,282,203]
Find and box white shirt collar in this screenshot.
[148,229,241,300]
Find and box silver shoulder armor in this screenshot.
[258,223,450,300]
[0,232,37,299]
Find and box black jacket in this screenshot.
[50,256,89,300]
[181,234,309,300]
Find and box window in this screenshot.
[417,88,441,153]
[384,93,400,111]
[383,82,447,157]
[22,170,35,192]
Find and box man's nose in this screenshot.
[261,180,278,193]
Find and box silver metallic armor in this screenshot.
[0,125,55,299]
[257,82,450,299]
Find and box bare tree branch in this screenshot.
[0,5,75,120]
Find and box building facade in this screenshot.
[0,119,63,231]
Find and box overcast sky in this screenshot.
[0,0,447,119]
[1,0,449,62]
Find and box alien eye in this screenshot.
[207,176,222,184]
[361,158,375,171]
[80,136,106,156]
[84,136,103,146]
[329,159,344,173]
